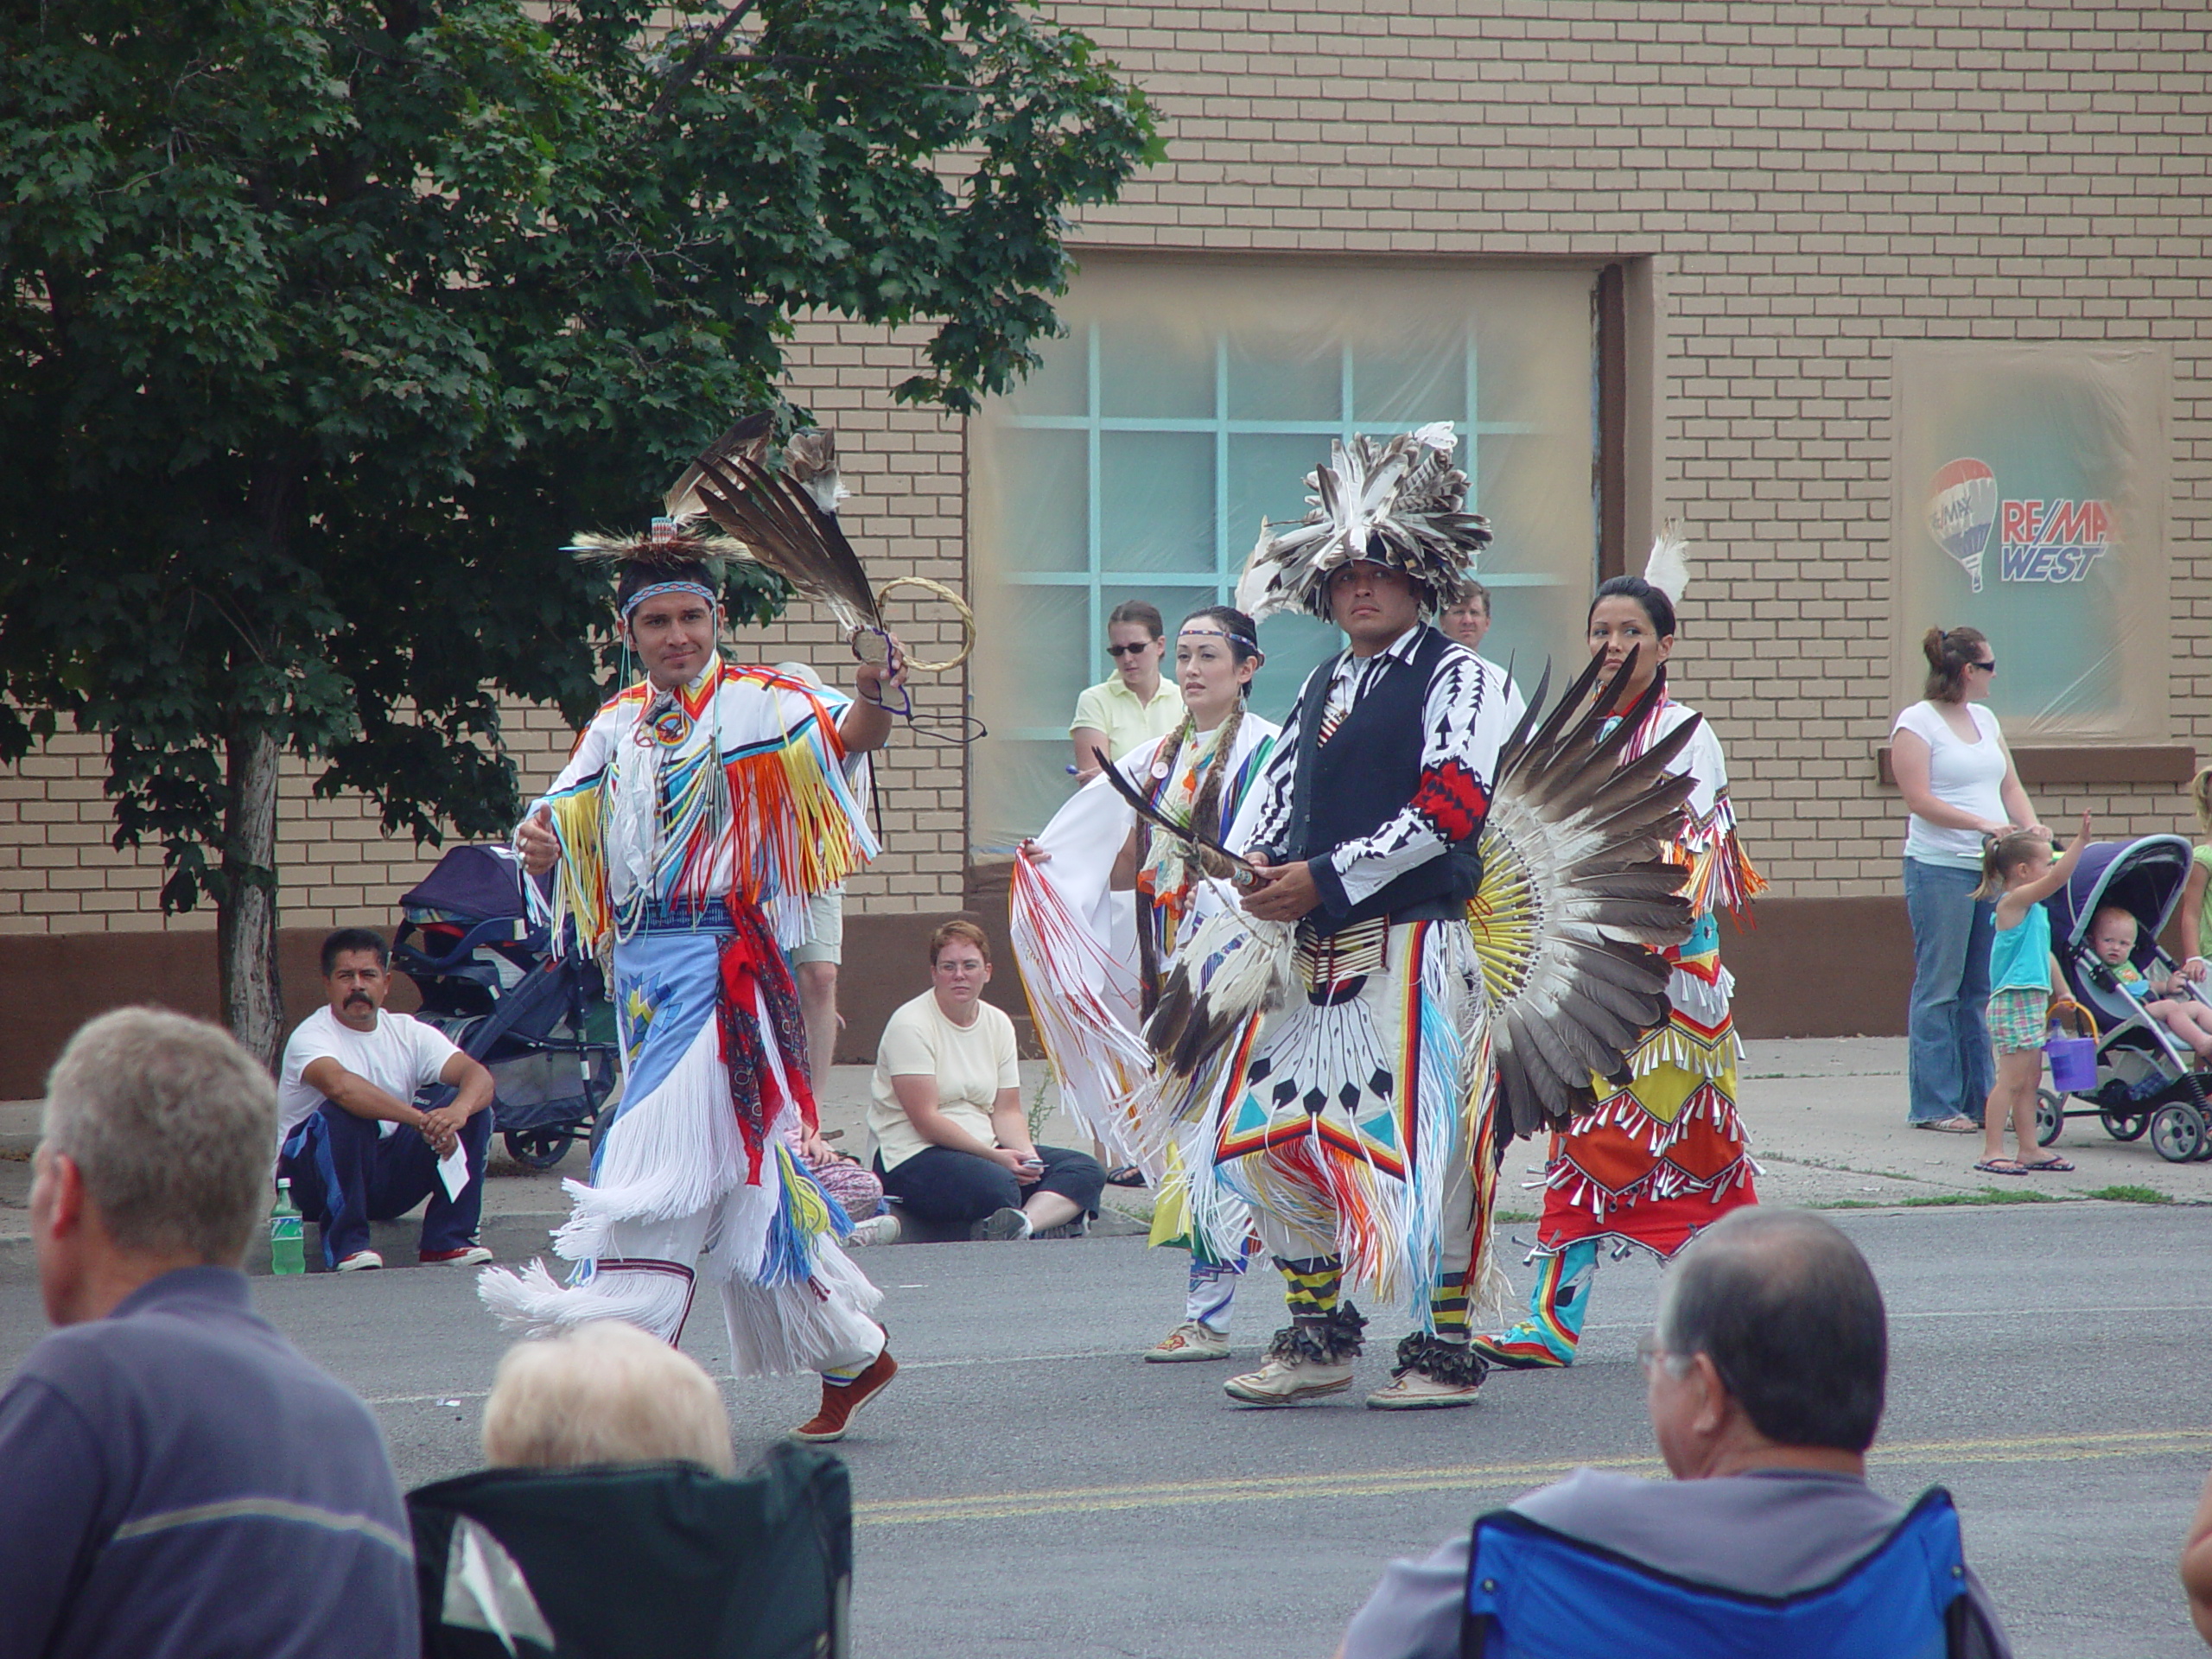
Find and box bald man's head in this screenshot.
[1656,1209,1887,1453]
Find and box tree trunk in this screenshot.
[219,726,284,1068]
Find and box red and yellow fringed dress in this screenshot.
[1477,695,1763,1369]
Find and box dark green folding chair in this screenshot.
[408,1443,850,1659]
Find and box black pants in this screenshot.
[876,1145,1105,1228]
[278,1102,491,1268]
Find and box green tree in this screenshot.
[0,0,1155,1062]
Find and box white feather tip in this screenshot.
[1642,523,1691,605]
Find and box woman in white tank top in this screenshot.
[1889,626,2045,1131]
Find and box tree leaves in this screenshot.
[0,0,1154,914]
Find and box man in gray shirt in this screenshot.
[1338,1208,2012,1658]
[0,1008,416,1659]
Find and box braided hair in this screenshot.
[1169,603,1264,842]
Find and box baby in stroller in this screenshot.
[2087,906,2212,1060]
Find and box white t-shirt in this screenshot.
[276,1006,461,1140]
[868,993,1021,1172]
[1891,700,2010,870]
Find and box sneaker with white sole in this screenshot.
[335,1250,384,1272]
[420,1244,494,1267]
[975,1207,1032,1241]
[1146,1320,1231,1363]
[846,1213,901,1248]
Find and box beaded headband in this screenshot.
[620,580,720,622]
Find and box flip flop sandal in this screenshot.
[2019,1155,2075,1173]
[1973,1159,2029,1176]
[1104,1166,1148,1188]
[1917,1116,1981,1134]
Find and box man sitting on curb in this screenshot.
[277,927,497,1270]
[1335,1208,2014,1658]
[0,1008,416,1658]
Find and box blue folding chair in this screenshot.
[1463,1487,1980,1659]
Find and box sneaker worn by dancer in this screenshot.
[421,1243,494,1266]
[1224,1304,1364,1406]
[335,1250,384,1272]
[1366,1332,1487,1409]
[1471,1237,1598,1370]
[791,1348,899,1443]
[1146,1321,1230,1363]
[846,1213,901,1247]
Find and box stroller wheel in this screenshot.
[503,1128,577,1170]
[2099,1107,2150,1142]
[2033,1090,2065,1148]
[2148,1103,2207,1165]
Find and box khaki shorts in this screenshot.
[789,887,844,968]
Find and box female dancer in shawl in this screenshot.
[483,518,906,1444]
[1474,547,1764,1370]
[1013,606,1281,1362]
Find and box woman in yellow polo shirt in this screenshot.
[1069,600,1183,780]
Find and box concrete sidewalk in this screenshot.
[1,1037,2203,1257]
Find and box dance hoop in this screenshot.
[868,575,976,672]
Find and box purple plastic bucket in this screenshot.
[2044,1035,2097,1093]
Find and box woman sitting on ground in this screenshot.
[868,920,1106,1241]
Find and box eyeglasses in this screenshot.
[1636,1331,1671,1378]
[1967,658,1997,674]
[1105,642,1155,659]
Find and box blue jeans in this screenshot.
[1903,857,1996,1123]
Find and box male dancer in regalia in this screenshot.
[1210,427,1513,1409]
[482,512,903,1443]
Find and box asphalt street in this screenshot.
[3,1203,2208,1657]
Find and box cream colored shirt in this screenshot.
[868,992,1022,1171]
[1069,675,1183,762]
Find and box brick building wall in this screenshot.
[4,1,2209,1068]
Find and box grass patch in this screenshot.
[2083,1184,2173,1205]
[1897,1188,2056,1206]
[1493,1210,1538,1224]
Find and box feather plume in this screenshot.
[1471,645,1700,1143]
[664,412,775,521]
[687,451,883,635]
[1145,906,1295,1084]
[1642,521,1691,605]
[1235,427,1491,622]
[566,523,749,573]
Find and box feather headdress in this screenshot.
[1234,423,1492,622]
[565,518,750,574]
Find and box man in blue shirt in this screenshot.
[0,1007,416,1659]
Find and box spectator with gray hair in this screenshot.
[0,1008,416,1659]
[1336,1208,2013,1657]
[482,1320,736,1476]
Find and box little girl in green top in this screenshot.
[1973,812,2092,1175]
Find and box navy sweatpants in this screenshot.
[278,1103,490,1267]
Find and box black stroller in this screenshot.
[393,845,618,1170]
[2035,834,2212,1164]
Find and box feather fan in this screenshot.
[1146,645,1699,1147]
[664,412,775,522]
[686,448,883,636]
[1472,645,1700,1143]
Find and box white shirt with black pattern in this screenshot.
[1241,622,1514,911]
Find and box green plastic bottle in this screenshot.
[270,1179,305,1276]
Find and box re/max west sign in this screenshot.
[1996,498,2110,582]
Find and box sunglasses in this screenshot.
[1967,658,1998,674]
[1106,642,1156,659]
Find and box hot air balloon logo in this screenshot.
[1926,459,1999,594]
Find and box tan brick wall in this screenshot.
[4,1,2209,938]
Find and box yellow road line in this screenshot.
[855,1428,2212,1526]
